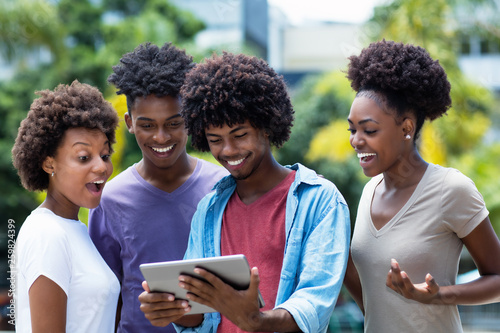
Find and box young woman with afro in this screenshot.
[12,80,120,332]
[345,40,500,332]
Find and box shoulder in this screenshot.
[101,166,136,193]
[195,158,229,179]
[430,164,479,193]
[17,209,71,250]
[291,163,347,206]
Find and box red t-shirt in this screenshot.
[218,171,296,333]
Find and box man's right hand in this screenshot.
[139,281,200,327]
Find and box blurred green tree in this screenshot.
[0,0,206,288]
[283,0,500,232]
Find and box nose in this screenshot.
[93,156,110,175]
[350,131,364,149]
[221,140,238,157]
[153,128,170,143]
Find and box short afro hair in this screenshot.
[108,42,194,112]
[180,52,294,152]
[12,80,119,192]
[347,40,451,138]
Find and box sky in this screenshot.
[268,0,384,24]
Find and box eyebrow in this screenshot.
[136,114,182,122]
[72,140,110,147]
[347,118,379,125]
[206,125,247,137]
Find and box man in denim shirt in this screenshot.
[139,52,350,333]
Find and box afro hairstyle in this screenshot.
[180,52,294,152]
[108,42,194,112]
[12,80,119,192]
[347,40,451,138]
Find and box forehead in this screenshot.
[59,127,108,147]
[205,119,252,134]
[348,96,396,123]
[132,95,180,119]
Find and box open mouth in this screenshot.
[86,180,104,194]
[357,152,376,163]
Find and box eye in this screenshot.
[79,155,89,162]
[365,130,377,135]
[208,138,221,143]
[235,133,247,138]
[101,154,111,161]
[168,121,182,127]
[347,128,356,134]
[140,123,153,129]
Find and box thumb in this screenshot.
[142,280,151,293]
[425,273,439,294]
[249,267,260,294]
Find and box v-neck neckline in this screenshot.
[368,164,433,237]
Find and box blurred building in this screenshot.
[170,0,500,95]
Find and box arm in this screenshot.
[343,251,364,313]
[180,267,300,332]
[386,217,500,305]
[277,193,351,332]
[29,275,67,333]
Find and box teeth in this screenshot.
[153,145,174,153]
[227,158,245,166]
[357,153,376,159]
[93,180,104,184]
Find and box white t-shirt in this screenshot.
[14,207,120,332]
[351,164,489,333]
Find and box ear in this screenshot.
[125,112,134,134]
[402,117,415,139]
[42,156,55,175]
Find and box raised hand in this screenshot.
[386,259,440,304]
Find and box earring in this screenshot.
[51,171,54,177]
[405,134,411,140]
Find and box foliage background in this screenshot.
[1,2,500,327]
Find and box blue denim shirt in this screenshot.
[174,163,350,333]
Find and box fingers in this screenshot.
[138,292,191,327]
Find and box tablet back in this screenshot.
[139,254,252,314]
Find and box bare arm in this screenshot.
[343,251,364,313]
[29,275,67,333]
[387,217,500,305]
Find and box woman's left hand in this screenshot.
[386,259,441,304]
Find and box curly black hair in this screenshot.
[347,40,451,139]
[180,52,294,152]
[12,80,119,192]
[108,42,194,112]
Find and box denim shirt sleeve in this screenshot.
[276,169,351,333]
[173,183,233,333]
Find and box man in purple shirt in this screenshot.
[88,42,228,333]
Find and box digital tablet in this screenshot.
[139,254,264,314]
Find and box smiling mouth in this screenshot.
[152,145,174,153]
[227,158,245,166]
[357,153,376,162]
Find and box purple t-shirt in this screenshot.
[89,158,228,333]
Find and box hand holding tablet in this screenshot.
[140,254,265,314]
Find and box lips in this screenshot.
[86,180,104,195]
[357,152,376,163]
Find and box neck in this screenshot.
[235,154,291,204]
[137,152,196,192]
[382,149,428,190]
[40,192,79,220]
